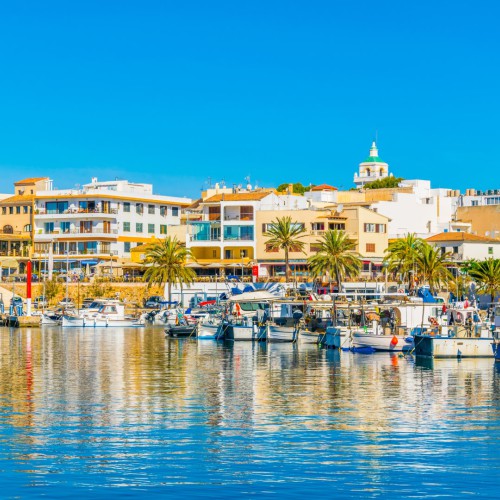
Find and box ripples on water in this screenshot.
[0,327,498,498]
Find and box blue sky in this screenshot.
[0,0,498,198]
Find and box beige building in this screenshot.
[0,177,50,272]
[255,206,390,278]
[456,205,500,239]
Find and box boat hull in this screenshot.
[352,333,413,352]
[493,342,500,361]
[267,324,297,343]
[298,330,321,344]
[324,327,342,349]
[197,323,225,340]
[62,316,144,328]
[414,334,494,358]
[165,325,197,338]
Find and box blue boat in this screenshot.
[493,341,500,361]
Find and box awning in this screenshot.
[81,260,98,266]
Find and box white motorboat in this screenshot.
[62,301,144,327]
[351,331,413,352]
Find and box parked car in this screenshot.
[33,296,48,309]
[143,296,165,308]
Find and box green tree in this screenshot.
[142,237,197,303]
[276,182,313,195]
[415,243,453,294]
[363,177,404,189]
[44,278,62,304]
[264,216,307,281]
[307,229,361,290]
[468,258,500,304]
[384,233,424,290]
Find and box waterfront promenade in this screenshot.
[0,326,498,498]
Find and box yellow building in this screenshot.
[0,177,50,271]
[255,206,390,278]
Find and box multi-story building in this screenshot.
[185,187,308,274]
[426,232,500,262]
[255,206,390,278]
[0,177,50,272]
[32,177,191,272]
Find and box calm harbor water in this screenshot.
[0,327,498,499]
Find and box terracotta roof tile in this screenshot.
[14,177,49,185]
[311,184,337,191]
[204,190,275,203]
[426,232,500,243]
[0,194,35,204]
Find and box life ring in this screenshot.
[397,288,404,294]
[429,317,439,327]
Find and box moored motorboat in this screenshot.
[62,301,144,327]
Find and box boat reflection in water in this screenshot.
[0,327,498,498]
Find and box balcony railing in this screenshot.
[0,229,28,236]
[188,234,221,242]
[223,215,254,221]
[36,208,118,215]
[36,229,118,235]
[0,249,30,257]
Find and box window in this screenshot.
[265,244,279,253]
[148,223,155,234]
[311,222,325,231]
[488,247,493,255]
[172,206,179,217]
[364,223,385,233]
[123,222,130,232]
[453,246,459,254]
[262,223,270,233]
[23,206,28,214]
[148,204,155,214]
[44,222,54,233]
[160,206,167,216]
[60,222,71,233]
[46,201,68,214]
[208,206,221,220]
[1,207,5,215]
[471,200,479,206]
[16,206,21,214]
[160,225,167,234]
[136,203,143,215]
[124,202,130,213]
[366,243,376,252]
[9,207,13,214]
[23,224,31,232]
[124,242,131,252]
[136,223,143,233]
[329,223,346,230]
[290,245,303,252]
[291,222,305,231]
[240,206,254,221]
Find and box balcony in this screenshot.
[36,228,118,235]
[188,234,221,242]
[223,215,254,222]
[36,208,118,218]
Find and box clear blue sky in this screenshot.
[0,0,498,198]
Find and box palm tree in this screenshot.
[307,229,361,291]
[468,258,500,304]
[384,233,424,291]
[264,216,306,281]
[142,237,197,303]
[415,243,453,294]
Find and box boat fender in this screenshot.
[390,336,399,346]
[234,303,242,317]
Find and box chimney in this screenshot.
[288,183,293,195]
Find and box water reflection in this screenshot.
[0,327,498,498]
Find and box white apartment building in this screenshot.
[185,187,308,270]
[32,177,191,270]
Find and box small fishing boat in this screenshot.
[197,318,226,340]
[414,305,493,358]
[267,323,298,343]
[165,324,197,338]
